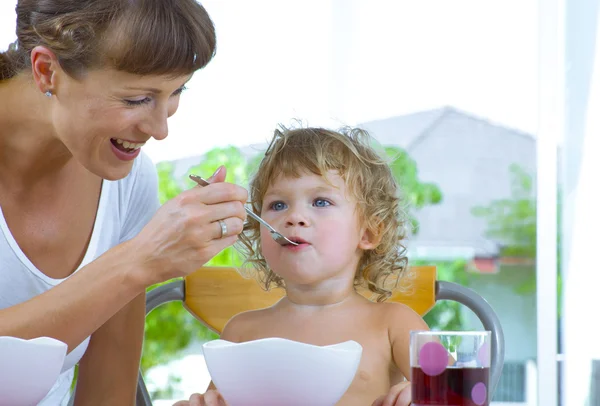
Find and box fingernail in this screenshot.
[211,166,223,178]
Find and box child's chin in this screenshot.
[282,272,325,286]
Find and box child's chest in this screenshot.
[248,310,403,398]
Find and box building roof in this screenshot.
[360,106,537,259]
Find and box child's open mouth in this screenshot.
[285,237,310,249]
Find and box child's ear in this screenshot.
[358,224,382,250]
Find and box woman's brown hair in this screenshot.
[0,0,216,81]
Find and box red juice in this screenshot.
[411,366,490,406]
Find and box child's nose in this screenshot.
[285,209,309,227]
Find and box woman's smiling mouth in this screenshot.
[110,138,144,161]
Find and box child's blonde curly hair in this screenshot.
[237,124,410,302]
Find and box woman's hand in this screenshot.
[128,166,248,286]
[172,390,228,406]
[371,381,412,406]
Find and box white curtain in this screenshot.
[563,2,600,402]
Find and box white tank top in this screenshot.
[0,151,160,405]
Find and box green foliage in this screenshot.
[383,146,466,331]
[413,259,471,331]
[471,163,562,313]
[185,146,254,188]
[385,146,443,234]
[471,164,537,258]
[156,162,183,204]
[142,148,254,375]
[183,146,255,267]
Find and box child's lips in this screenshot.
[288,236,309,244]
[284,237,311,250]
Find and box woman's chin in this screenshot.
[84,158,134,181]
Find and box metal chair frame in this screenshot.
[134,278,505,405]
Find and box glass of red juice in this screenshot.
[410,331,491,406]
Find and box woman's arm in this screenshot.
[0,173,248,352]
[72,292,146,404]
[0,244,145,352]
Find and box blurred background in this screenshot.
[1,0,596,404]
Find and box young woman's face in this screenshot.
[51,68,191,180]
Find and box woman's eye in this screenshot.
[313,198,331,208]
[124,97,152,106]
[123,86,186,107]
[173,86,188,96]
[269,201,287,211]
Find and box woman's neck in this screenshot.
[0,74,72,187]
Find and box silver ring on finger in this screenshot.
[218,219,228,239]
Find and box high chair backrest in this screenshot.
[183,265,436,333]
[130,265,505,406]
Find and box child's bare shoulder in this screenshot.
[373,301,429,332]
[220,307,275,342]
[370,302,429,375]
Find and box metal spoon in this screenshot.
[188,174,298,246]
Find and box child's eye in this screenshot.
[313,198,331,208]
[269,201,287,211]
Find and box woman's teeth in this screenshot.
[111,138,145,151]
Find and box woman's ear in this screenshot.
[30,46,60,94]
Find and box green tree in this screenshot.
[415,259,472,331]
[471,164,537,258]
[385,146,470,331]
[471,163,562,309]
[385,146,443,234]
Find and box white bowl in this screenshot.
[0,336,67,406]
[202,337,362,406]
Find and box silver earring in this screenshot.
[45,90,52,97]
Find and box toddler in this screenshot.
[193,125,429,406]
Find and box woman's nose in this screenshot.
[139,106,169,140]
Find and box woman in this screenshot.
[0,1,246,404]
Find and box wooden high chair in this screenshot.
[134,266,505,406]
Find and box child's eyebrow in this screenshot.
[265,185,340,198]
[263,189,283,198]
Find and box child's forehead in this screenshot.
[262,170,363,205]
[266,169,344,189]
